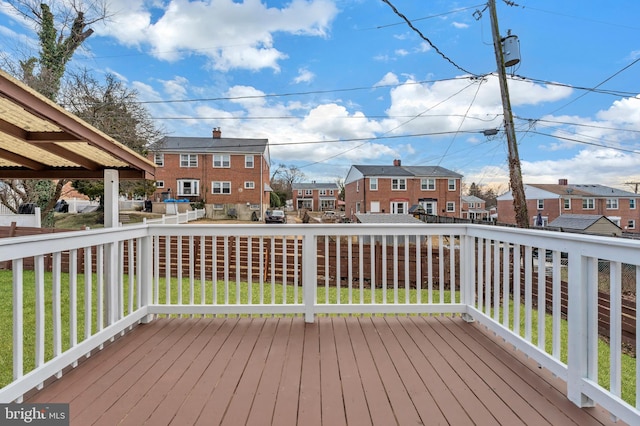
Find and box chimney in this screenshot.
[558,178,568,186]
[212,127,222,138]
[393,159,402,166]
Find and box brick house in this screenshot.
[344,160,463,219]
[461,195,490,220]
[497,179,640,232]
[292,182,340,211]
[148,128,271,220]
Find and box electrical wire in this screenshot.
[380,0,478,76]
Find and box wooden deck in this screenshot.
[27,316,621,425]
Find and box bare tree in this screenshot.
[271,164,306,200]
[1,0,110,224]
[59,70,165,203]
[7,0,110,100]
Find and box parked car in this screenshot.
[265,209,287,224]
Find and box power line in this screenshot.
[380,0,478,76]
[528,130,640,155]
[370,4,485,30]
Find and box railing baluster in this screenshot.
[537,247,545,350]
[69,249,78,366]
[359,237,364,304]
[12,259,23,398]
[438,235,444,305]
[513,244,521,336]
[370,237,376,305]
[484,239,491,315]
[177,236,182,308]
[450,235,456,304]
[404,236,409,304]
[382,237,388,305]
[477,238,484,312]
[35,255,45,373]
[493,240,499,322]
[552,251,561,358]
[213,236,218,305]
[415,236,421,304]
[503,241,510,328]
[325,236,329,305]
[225,236,230,305]
[348,235,353,304]
[248,237,253,305]
[393,235,398,304]
[189,236,194,307]
[165,236,171,306]
[200,236,206,304]
[237,236,242,305]
[128,240,134,315]
[52,252,62,378]
[524,245,532,341]
[282,236,287,304]
[336,235,341,305]
[610,261,622,397]
[427,235,433,304]
[84,247,92,348]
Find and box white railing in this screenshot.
[0,222,638,424]
[141,208,205,225]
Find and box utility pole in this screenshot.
[624,182,640,194]
[488,0,529,228]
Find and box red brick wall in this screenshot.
[345,176,461,218]
[497,196,640,231]
[148,152,268,206]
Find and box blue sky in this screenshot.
[2,0,640,193]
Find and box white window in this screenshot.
[155,180,164,188]
[180,154,197,168]
[356,182,359,192]
[305,189,313,196]
[609,217,621,227]
[154,153,164,167]
[355,202,361,213]
[606,198,619,209]
[446,202,455,212]
[448,179,456,191]
[297,189,302,196]
[563,198,571,209]
[628,220,636,230]
[582,198,595,209]
[421,178,435,190]
[391,201,408,214]
[537,199,544,209]
[329,189,334,195]
[631,199,637,209]
[370,201,380,213]
[213,204,224,210]
[319,189,327,196]
[213,154,230,168]
[391,179,406,190]
[245,155,254,168]
[212,181,231,194]
[467,202,474,209]
[177,179,199,196]
[420,201,437,215]
[245,181,255,189]
[370,178,378,191]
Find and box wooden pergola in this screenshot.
[0,69,156,226]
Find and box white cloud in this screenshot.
[95,0,338,72]
[395,49,409,57]
[374,72,399,87]
[293,67,315,84]
[451,22,469,29]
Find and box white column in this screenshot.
[103,169,119,228]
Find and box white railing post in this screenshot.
[462,234,475,322]
[567,252,595,407]
[140,234,154,323]
[12,259,23,401]
[302,232,317,323]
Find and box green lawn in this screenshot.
[0,270,635,405]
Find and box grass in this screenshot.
[0,270,635,405]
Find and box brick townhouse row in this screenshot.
[497,179,640,232]
[148,128,271,220]
[344,160,463,219]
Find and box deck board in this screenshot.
[25,316,622,426]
